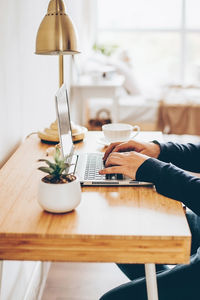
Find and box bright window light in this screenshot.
[98,0,182,30]
[186,0,200,28]
[96,0,200,90]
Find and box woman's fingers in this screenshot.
[103,142,120,161]
[99,166,124,174]
[113,141,138,153]
[105,153,126,167]
[103,140,144,162]
[100,151,149,180]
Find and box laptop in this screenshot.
[55,84,153,186]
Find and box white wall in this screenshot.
[0,0,72,167]
[0,0,87,167]
[0,1,80,299]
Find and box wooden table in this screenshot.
[0,132,191,300]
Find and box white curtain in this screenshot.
[68,0,97,54]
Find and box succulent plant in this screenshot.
[38,147,75,183]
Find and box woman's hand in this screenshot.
[100,151,149,180]
[103,140,160,162]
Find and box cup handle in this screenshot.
[132,125,140,138]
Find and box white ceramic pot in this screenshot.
[38,178,81,213]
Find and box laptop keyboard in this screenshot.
[84,154,123,181]
[84,154,105,180]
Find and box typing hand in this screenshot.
[100,151,148,180]
[103,140,160,162]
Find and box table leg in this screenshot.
[145,264,159,300]
[0,261,3,298]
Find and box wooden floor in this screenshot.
[42,263,128,300]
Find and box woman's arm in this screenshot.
[103,140,200,173]
[136,158,200,216]
[157,142,200,172]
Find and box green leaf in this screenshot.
[57,160,66,169]
[60,166,67,174]
[54,147,61,164]
[38,159,57,170]
[38,167,54,174]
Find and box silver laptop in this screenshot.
[55,84,152,186]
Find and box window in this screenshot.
[97,0,200,90]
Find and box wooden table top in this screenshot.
[0,132,191,264]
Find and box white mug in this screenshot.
[102,123,140,143]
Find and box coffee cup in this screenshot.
[102,123,140,143]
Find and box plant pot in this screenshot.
[38,178,81,213]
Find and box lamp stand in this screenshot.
[38,54,86,143]
[59,55,64,87]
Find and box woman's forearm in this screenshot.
[136,158,200,216]
[156,142,200,172]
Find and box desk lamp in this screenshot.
[35,0,80,142]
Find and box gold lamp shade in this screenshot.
[35,0,80,55]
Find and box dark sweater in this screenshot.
[136,142,200,216]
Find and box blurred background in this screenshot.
[1,1,200,299]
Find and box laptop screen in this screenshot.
[55,84,74,158]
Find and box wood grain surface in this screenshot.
[0,132,191,263]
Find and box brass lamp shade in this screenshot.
[35,0,80,55]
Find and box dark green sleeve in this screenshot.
[136,158,200,216]
[154,142,200,172]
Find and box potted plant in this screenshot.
[38,147,81,213]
